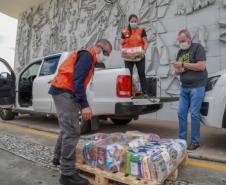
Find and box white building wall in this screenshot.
[14,0,226,121]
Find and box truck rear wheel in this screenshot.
[111,118,132,125]
[0,108,15,120]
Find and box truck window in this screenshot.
[39,55,60,76]
[19,61,42,107]
[21,63,41,80]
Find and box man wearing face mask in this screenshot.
[173,29,207,151]
[48,39,112,185]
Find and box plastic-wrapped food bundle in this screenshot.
[126,147,152,178]
[82,133,109,167]
[126,139,187,183]
[175,139,187,155]
[83,140,102,167]
[130,153,140,177]
[128,138,147,150]
[80,133,108,141]
[96,133,131,172]
[147,140,186,183]
[148,149,170,183]
[148,133,161,141]
[161,143,180,164]
[107,133,128,145]
[76,133,108,165]
[142,155,153,180]
[158,139,187,163]
[76,139,86,164]
[126,131,148,139]
[96,144,106,169]
[85,133,129,170]
[126,131,160,141]
[131,151,150,178]
[76,132,187,184]
[106,144,128,172]
[126,149,171,182]
[97,143,127,172]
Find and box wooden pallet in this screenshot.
[76,153,188,185]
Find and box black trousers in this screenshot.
[125,57,146,93]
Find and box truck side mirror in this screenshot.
[0,72,11,80]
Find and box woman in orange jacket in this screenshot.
[120,14,149,94]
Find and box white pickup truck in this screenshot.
[201,70,226,129]
[0,53,167,134]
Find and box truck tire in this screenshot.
[111,118,132,125]
[0,108,15,120]
[80,120,91,134]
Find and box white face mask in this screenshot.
[179,42,190,50]
[97,52,107,63]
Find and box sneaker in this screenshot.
[59,173,89,185]
[187,143,200,151]
[52,157,60,166]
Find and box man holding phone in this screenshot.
[173,29,207,151]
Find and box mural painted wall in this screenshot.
[14,0,226,121]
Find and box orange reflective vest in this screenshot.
[51,48,97,92]
[121,28,145,49]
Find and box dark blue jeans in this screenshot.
[178,86,205,144]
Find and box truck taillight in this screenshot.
[116,75,131,98]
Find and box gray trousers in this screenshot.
[52,93,80,176]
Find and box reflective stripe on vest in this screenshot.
[51,48,97,92]
[121,28,145,49]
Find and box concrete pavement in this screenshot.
[0,149,60,185]
[0,119,226,185]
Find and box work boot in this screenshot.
[52,157,60,166]
[59,173,89,185]
[187,143,200,151]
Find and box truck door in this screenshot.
[32,55,61,113]
[0,58,15,107]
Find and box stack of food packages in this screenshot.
[76,131,187,183]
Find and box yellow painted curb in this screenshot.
[0,121,58,139]
[187,159,226,172]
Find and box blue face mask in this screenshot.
[130,22,138,29]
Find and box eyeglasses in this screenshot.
[101,47,110,56]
